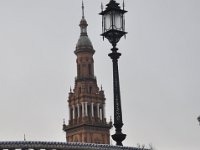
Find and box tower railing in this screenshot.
[66,116,111,127]
[75,76,97,82]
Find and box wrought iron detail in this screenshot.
[109,47,126,146]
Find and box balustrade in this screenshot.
[0,141,144,150]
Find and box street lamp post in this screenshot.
[100,0,127,146]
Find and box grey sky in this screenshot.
[0,0,200,150]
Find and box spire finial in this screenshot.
[123,0,125,10]
[101,2,103,11]
[24,134,26,141]
[82,0,85,19]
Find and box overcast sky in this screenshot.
[0,0,200,150]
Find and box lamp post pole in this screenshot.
[100,0,127,146]
[109,45,126,146]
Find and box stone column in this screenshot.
[91,103,94,117]
[100,108,102,120]
[77,104,80,118]
[72,105,75,119]
[82,102,85,117]
[97,103,100,118]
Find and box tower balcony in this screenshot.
[66,116,111,128]
[75,76,96,82]
[63,119,112,133]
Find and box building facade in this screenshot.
[63,4,112,144]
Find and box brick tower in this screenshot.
[63,3,112,144]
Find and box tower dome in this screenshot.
[75,2,95,54]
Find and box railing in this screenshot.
[67,116,110,126]
[75,76,96,82]
[0,141,147,150]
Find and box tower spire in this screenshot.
[82,0,85,19]
[78,0,88,37]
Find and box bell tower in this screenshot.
[63,2,112,144]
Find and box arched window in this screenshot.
[78,64,80,76]
[94,138,101,144]
[84,137,87,142]
[88,64,91,75]
[74,137,78,142]
[78,87,81,94]
[70,108,73,120]
[89,87,92,93]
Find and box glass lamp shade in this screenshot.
[113,11,123,30]
[100,0,127,45]
[103,11,124,32]
[104,13,111,31]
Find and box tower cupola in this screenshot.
[75,1,94,54]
